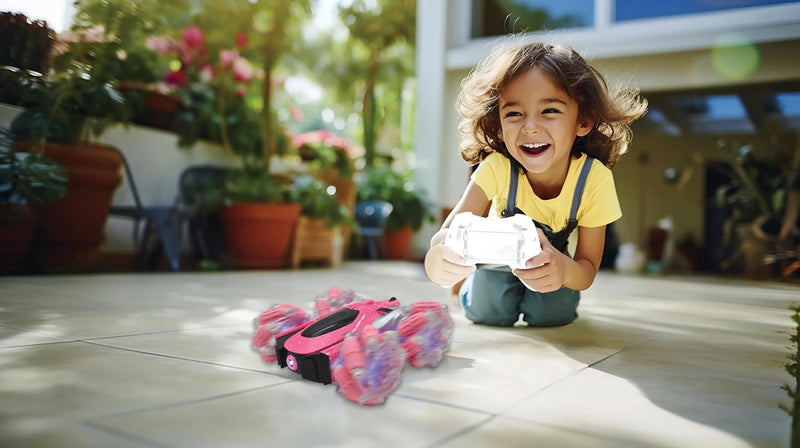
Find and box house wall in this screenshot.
[412,0,800,259]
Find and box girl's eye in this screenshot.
[542,108,560,114]
[503,111,522,118]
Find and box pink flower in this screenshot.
[218,49,237,71]
[290,106,304,122]
[163,70,187,86]
[291,130,354,153]
[234,86,247,98]
[145,36,177,54]
[182,26,204,48]
[235,32,248,50]
[232,57,253,83]
[200,64,215,83]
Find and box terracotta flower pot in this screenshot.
[0,215,36,275]
[384,225,413,260]
[220,202,302,269]
[17,141,123,273]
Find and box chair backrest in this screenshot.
[355,200,393,229]
[178,165,230,207]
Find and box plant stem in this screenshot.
[217,77,235,159]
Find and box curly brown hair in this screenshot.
[456,38,647,168]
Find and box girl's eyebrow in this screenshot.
[499,100,519,110]
[500,98,568,110]
[542,98,568,105]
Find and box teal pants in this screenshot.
[459,267,580,327]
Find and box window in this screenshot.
[472,0,594,38]
[614,0,797,22]
[637,87,800,136]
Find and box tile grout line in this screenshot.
[80,338,290,377]
[495,335,657,416]
[423,414,497,448]
[82,420,173,448]
[98,383,289,420]
[418,336,659,446]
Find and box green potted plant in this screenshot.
[0,127,66,274]
[292,129,358,247]
[210,167,301,269]
[356,164,434,259]
[6,8,142,272]
[145,24,304,269]
[289,174,355,267]
[70,0,179,131]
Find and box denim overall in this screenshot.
[459,156,595,327]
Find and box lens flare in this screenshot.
[711,33,760,80]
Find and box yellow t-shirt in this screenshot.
[471,152,621,230]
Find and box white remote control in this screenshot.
[444,212,541,269]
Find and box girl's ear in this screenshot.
[576,118,593,137]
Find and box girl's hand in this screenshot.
[513,228,566,292]
[424,244,476,287]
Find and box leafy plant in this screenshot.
[218,169,294,205]
[293,130,355,178]
[293,175,354,229]
[0,128,67,222]
[356,164,434,233]
[8,66,129,144]
[5,6,152,145]
[0,12,55,73]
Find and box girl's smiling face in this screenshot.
[498,68,592,180]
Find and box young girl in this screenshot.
[424,39,647,327]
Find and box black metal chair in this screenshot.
[177,165,232,268]
[108,149,189,271]
[354,200,393,260]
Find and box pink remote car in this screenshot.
[252,287,454,406]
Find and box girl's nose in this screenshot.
[521,126,539,136]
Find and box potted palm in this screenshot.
[356,164,434,259]
[0,127,66,274]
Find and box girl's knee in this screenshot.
[459,278,520,327]
[520,288,580,327]
[463,307,519,327]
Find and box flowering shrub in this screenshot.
[292,129,355,178]
[146,25,262,157]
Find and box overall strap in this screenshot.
[569,156,595,222]
[501,158,521,218]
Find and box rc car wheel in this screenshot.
[252,304,310,363]
[397,302,454,368]
[314,286,358,318]
[331,326,406,406]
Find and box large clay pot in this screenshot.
[384,225,413,260]
[220,202,302,269]
[0,215,36,275]
[17,141,123,273]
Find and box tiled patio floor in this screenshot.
[0,261,796,447]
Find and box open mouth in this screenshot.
[519,142,550,156]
